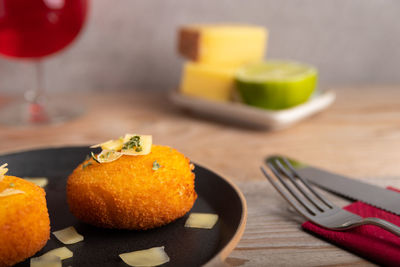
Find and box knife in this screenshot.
[265,156,400,216]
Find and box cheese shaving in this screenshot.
[95,150,122,163]
[0,188,25,197]
[90,140,112,148]
[41,247,73,260]
[184,213,219,229]
[120,134,152,156]
[90,138,124,151]
[89,134,153,164]
[23,177,49,187]
[119,246,170,267]
[30,254,61,267]
[53,226,84,244]
[0,163,8,182]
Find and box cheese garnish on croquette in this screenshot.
[90,134,153,163]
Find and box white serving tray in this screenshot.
[169,90,336,130]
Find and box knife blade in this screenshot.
[265,156,400,216]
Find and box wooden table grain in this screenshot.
[0,86,399,266]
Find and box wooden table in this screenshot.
[1,86,399,266]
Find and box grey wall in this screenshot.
[0,0,399,94]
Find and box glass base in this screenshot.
[0,99,84,126]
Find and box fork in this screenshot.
[261,157,400,237]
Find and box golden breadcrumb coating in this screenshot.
[0,176,50,267]
[67,145,197,230]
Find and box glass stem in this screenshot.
[33,61,45,104]
[27,61,48,123]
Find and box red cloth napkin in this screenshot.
[302,187,400,266]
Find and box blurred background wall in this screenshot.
[0,0,399,93]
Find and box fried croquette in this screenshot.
[67,145,197,230]
[0,176,50,267]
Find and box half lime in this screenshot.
[235,61,318,110]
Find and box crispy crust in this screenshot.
[67,145,197,230]
[0,177,50,267]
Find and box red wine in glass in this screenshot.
[0,0,88,124]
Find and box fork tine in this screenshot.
[260,167,313,220]
[282,158,333,209]
[267,162,320,216]
[274,159,327,212]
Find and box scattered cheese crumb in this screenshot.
[30,254,61,267]
[53,226,84,245]
[184,213,219,229]
[0,188,25,197]
[23,177,49,188]
[41,247,73,260]
[119,246,170,267]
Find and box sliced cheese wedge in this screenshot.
[180,62,238,102]
[41,247,73,260]
[30,255,61,267]
[119,246,170,267]
[53,226,84,245]
[178,24,267,65]
[184,213,219,229]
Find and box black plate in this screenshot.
[0,147,246,267]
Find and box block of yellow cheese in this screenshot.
[178,24,268,65]
[180,62,238,102]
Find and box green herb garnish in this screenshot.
[82,154,94,169]
[122,136,143,152]
[9,182,15,187]
[82,161,93,170]
[152,160,161,171]
[99,151,111,160]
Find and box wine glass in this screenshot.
[0,0,88,125]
